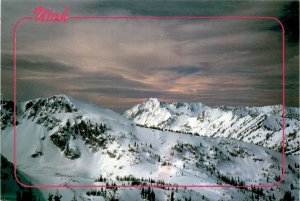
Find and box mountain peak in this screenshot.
[47,94,71,102]
[144,97,162,103]
[23,94,78,116]
[143,97,163,109]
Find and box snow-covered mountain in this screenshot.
[124,98,300,155]
[1,95,299,201]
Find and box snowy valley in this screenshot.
[1,95,299,201]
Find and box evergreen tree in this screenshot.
[48,193,53,201]
[16,191,22,201]
[141,188,145,198]
[66,120,70,128]
[54,190,62,201]
[170,191,175,201]
[147,187,151,200]
[150,189,155,201]
[280,191,294,201]
[102,124,107,132]
[65,142,70,154]
[71,194,77,201]
[28,181,35,201]
[22,187,35,201]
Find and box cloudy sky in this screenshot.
[2,1,299,113]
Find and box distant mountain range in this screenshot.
[124,98,299,155]
[1,95,299,201]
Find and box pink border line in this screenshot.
[13,15,285,189]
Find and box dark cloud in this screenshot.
[162,66,203,75]
[276,1,299,44]
[70,87,180,99]
[2,53,80,73]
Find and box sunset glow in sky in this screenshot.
[2,1,299,112]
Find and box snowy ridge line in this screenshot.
[124,98,300,155]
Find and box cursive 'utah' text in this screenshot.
[34,6,70,22]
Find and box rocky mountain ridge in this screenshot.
[124,98,300,155]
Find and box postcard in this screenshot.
[1,1,299,200]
